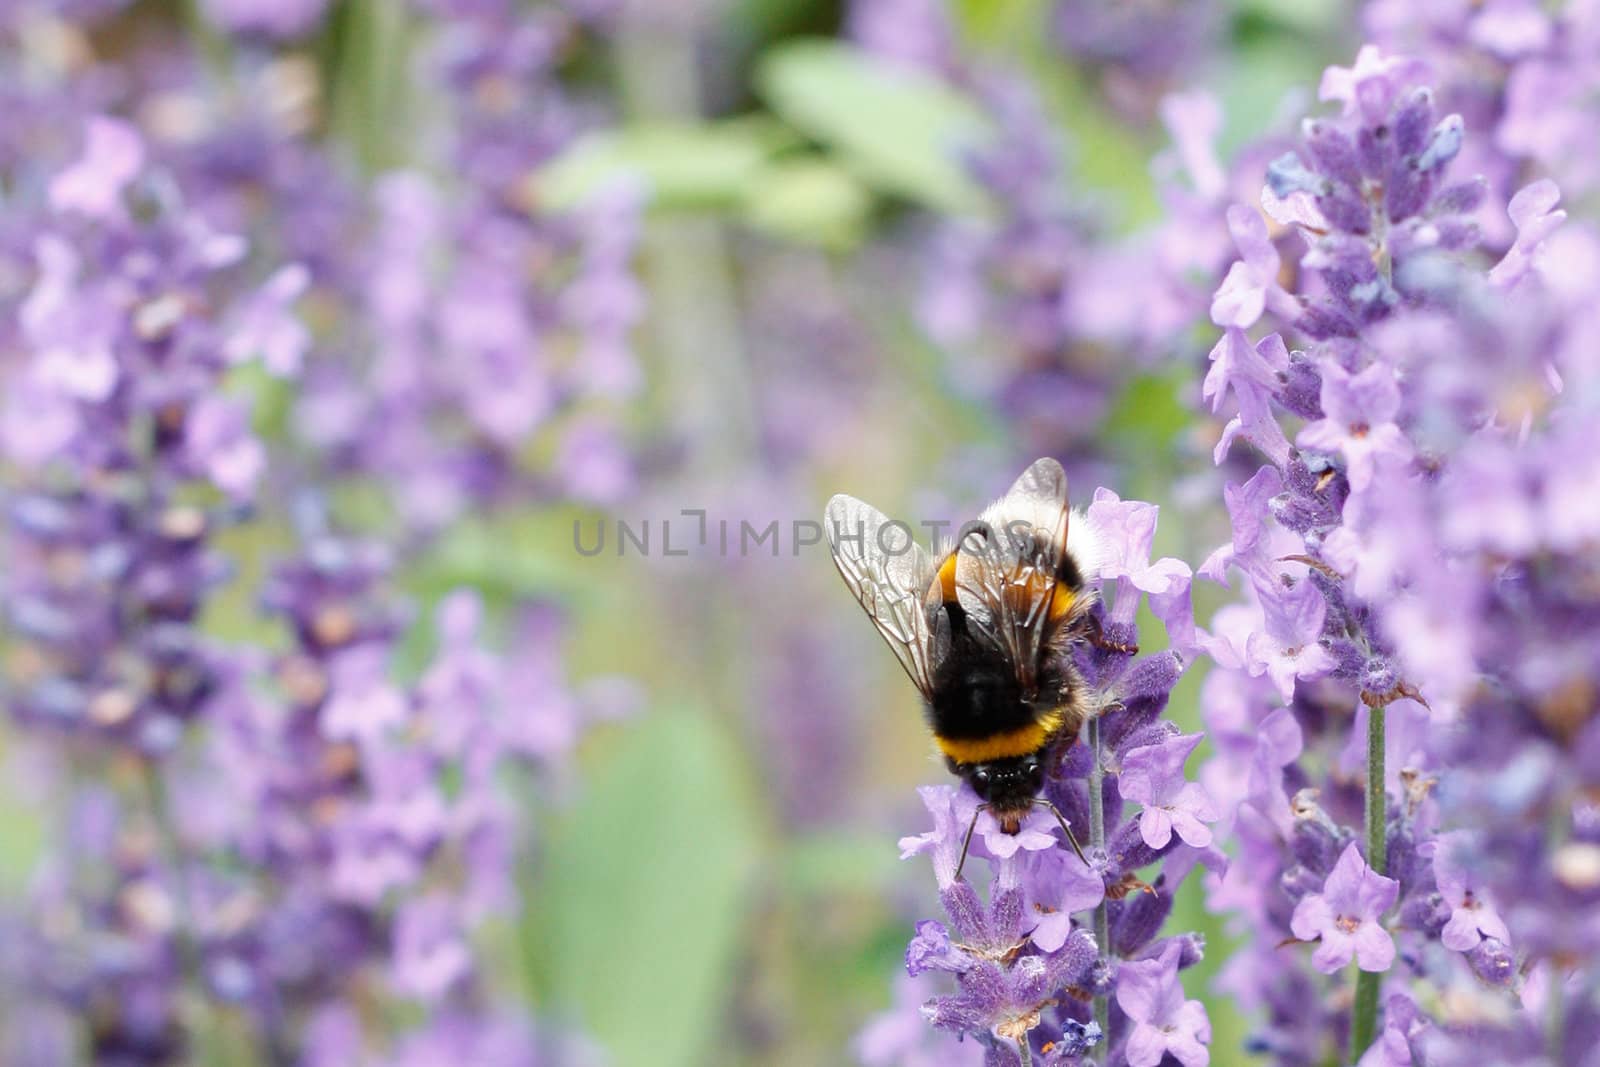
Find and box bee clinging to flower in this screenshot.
[825,458,1125,872]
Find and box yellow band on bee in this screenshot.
[936,711,1063,764]
[937,552,959,603]
[1048,584,1076,621]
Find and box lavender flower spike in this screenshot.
[1291,843,1399,974]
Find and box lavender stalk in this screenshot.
[1086,712,1110,1041]
[1349,701,1386,1060]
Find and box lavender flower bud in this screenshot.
[1110,881,1172,956]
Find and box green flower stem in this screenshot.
[141,760,236,1055]
[1348,702,1387,1062]
[1088,713,1110,1040]
[1546,968,1566,1064]
[179,0,232,80]
[614,2,755,472]
[325,0,412,173]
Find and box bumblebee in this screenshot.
[826,458,1114,865]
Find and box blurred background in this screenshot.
[0,1,1372,1064]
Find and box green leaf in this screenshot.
[321,0,414,173]
[1217,36,1329,157]
[1105,367,1193,456]
[740,158,871,250]
[532,119,792,212]
[525,710,761,1067]
[187,1006,267,1067]
[200,518,294,650]
[1232,0,1346,35]
[0,733,46,894]
[757,39,992,214]
[778,830,903,896]
[731,0,839,39]
[1036,69,1160,227]
[222,361,293,442]
[954,0,1049,46]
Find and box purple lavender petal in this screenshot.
[48,116,143,219]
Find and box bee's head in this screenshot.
[965,753,1045,819]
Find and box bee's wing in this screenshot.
[998,458,1072,567]
[825,494,938,699]
[955,458,1072,692]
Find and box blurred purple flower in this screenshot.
[321,644,409,744]
[201,0,331,38]
[1433,834,1510,953]
[19,236,118,403]
[48,116,143,220]
[847,0,958,75]
[225,263,311,376]
[186,396,267,500]
[391,896,473,1000]
[0,8,628,1062]
[1050,0,1224,122]
[1489,179,1566,287]
[1357,995,1427,1066]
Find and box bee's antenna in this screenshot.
[1034,798,1090,868]
[954,804,988,882]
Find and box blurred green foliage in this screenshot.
[525,710,762,1066]
[757,39,993,214]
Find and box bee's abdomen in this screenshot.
[933,711,1063,764]
[927,644,1063,764]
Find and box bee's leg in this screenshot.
[954,804,989,883]
[1083,612,1138,656]
[1034,798,1091,867]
